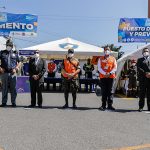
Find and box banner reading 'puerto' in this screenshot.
[118,18,150,43]
[0,12,38,37]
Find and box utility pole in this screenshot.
[148,0,150,18]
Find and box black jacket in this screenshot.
[29,57,46,82]
[137,57,150,81]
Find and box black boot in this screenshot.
[63,92,69,108]
[127,90,131,97]
[62,103,68,108]
[107,104,115,111]
[99,101,106,111]
[72,92,77,109]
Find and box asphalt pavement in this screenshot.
[0,92,150,150]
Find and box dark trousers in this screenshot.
[139,79,150,110]
[101,78,114,107]
[30,79,43,106]
[1,73,17,104]
[48,72,56,90]
[85,72,93,92]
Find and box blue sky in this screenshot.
[0,0,148,53]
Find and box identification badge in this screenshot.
[11,53,16,58]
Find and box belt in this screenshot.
[4,69,14,73]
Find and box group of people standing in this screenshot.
[0,39,150,112]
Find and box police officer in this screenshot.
[0,39,21,107]
[137,48,150,112]
[61,49,81,108]
[83,58,94,92]
[127,59,137,97]
[97,46,117,111]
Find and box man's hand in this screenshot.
[104,73,110,78]
[146,72,150,78]
[12,69,16,74]
[32,75,39,80]
[67,73,74,78]
[15,67,19,72]
[0,67,5,73]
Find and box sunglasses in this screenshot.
[35,52,39,54]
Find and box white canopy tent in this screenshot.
[23,37,118,59]
[114,43,150,92]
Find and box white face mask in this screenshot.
[6,46,12,51]
[68,53,74,58]
[143,52,149,57]
[132,63,136,66]
[104,50,111,56]
[34,53,39,58]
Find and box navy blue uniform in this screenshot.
[0,50,20,72]
[0,50,20,105]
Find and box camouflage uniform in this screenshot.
[127,65,137,97]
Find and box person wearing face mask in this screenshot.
[137,48,150,112]
[97,46,117,111]
[61,49,81,109]
[0,39,21,107]
[28,50,46,108]
[126,59,137,98]
[47,58,57,90]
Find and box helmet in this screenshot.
[68,48,74,54]
[6,39,13,47]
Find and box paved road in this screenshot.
[0,92,149,150]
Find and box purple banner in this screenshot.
[17,76,30,93]
[19,50,35,56]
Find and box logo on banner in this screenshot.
[59,43,79,49]
[0,13,7,22]
[145,19,150,26]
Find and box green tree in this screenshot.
[102,44,124,59]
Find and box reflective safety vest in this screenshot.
[99,56,116,79]
[62,59,79,79]
[48,63,56,73]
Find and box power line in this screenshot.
[38,14,120,21]
[39,14,119,19]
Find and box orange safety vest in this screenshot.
[99,56,116,79]
[62,59,79,79]
[48,63,56,73]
